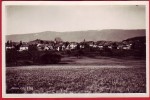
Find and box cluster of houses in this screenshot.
[5,38,137,52]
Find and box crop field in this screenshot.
[6,57,146,93]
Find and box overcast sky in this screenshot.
[6,5,146,35]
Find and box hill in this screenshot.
[6,29,146,42]
[123,36,146,43]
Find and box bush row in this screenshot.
[6,49,62,67]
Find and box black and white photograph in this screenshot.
[2,1,149,98]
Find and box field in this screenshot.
[6,57,146,93]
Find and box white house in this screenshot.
[6,46,15,50]
[19,46,28,51]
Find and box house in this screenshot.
[59,45,65,51]
[117,44,132,50]
[19,44,29,51]
[97,45,103,50]
[19,46,28,51]
[5,41,15,50]
[6,46,15,50]
[122,44,132,50]
[84,41,95,47]
[69,42,77,50]
[37,43,52,51]
[93,44,97,48]
[37,43,46,51]
[54,43,63,51]
[47,45,54,50]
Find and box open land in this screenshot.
[6,56,146,93]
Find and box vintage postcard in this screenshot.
[2,1,149,98]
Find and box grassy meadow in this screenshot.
[6,57,146,93]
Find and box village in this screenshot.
[5,36,146,67]
[5,36,147,94]
[6,36,145,52]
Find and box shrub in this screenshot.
[39,52,62,64]
[17,51,32,60]
[6,49,18,63]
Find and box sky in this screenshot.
[6,5,146,35]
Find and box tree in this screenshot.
[76,43,80,50]
[10,40,13,46]
[40,40,44,44]
[112,43,118,49]
[6,41,10,46]
[19,41,23,46]
[40,52,61,64]
[55,37,63,43]
[65,41,69,48]
[6,49,18,66]
[28,44,39,62]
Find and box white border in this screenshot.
[2,1,150,5]
[2,1,149,98]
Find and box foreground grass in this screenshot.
[6,67,146,93]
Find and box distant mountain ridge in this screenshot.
[6,29,146,42]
